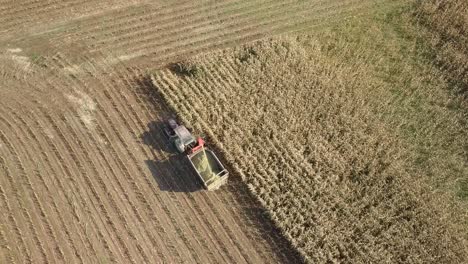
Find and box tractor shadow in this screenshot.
[140,121,174,154]
[141,121,202,193]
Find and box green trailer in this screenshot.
[187,146,228,191]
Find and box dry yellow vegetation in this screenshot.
[152,4,468,261]
[414,0,468,98]
[152,36,467,262]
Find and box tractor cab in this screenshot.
[172,125,196,153]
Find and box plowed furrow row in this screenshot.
[22,95,111,262]
[42,59,172,260]
[35,104,123,262]
[0,113,67,263]
[99,89,207,263]
[54,55,196,263]
[0,0,85,28]
[87,124,173,262]
[61,110,147,264]
[0,219,14,264]
[29,109,111,262]
[0,132,48,263]
[43,59,157,264]
[0,0,60,16]
[148,0,365,62]
[39,60,151,264]
[0,182,25,264]
[90,0,277,51]
[61,0,197,36]
[89,0,356,62]
[0,0,154,35]
[5,106,87,264]
[91,104,191,262]
[119,0,303,55]
[80,0,240,45]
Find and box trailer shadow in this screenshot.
[144,156,202,193]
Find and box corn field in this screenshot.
[152,35,468,262]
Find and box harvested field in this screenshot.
[0,53,303,263]
[0,1,396,262]
[0,0,390,67]
[1,0,466,263]
[152,35,468,262]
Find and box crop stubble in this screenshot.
[0,0,399,263]
[1,0,384,67]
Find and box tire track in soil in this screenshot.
[7,89,127,262]
[6,115,88,264]
[0,92,117,262]
[32,70,153,263]
[0,110,67,263]
[0,133,48,263]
